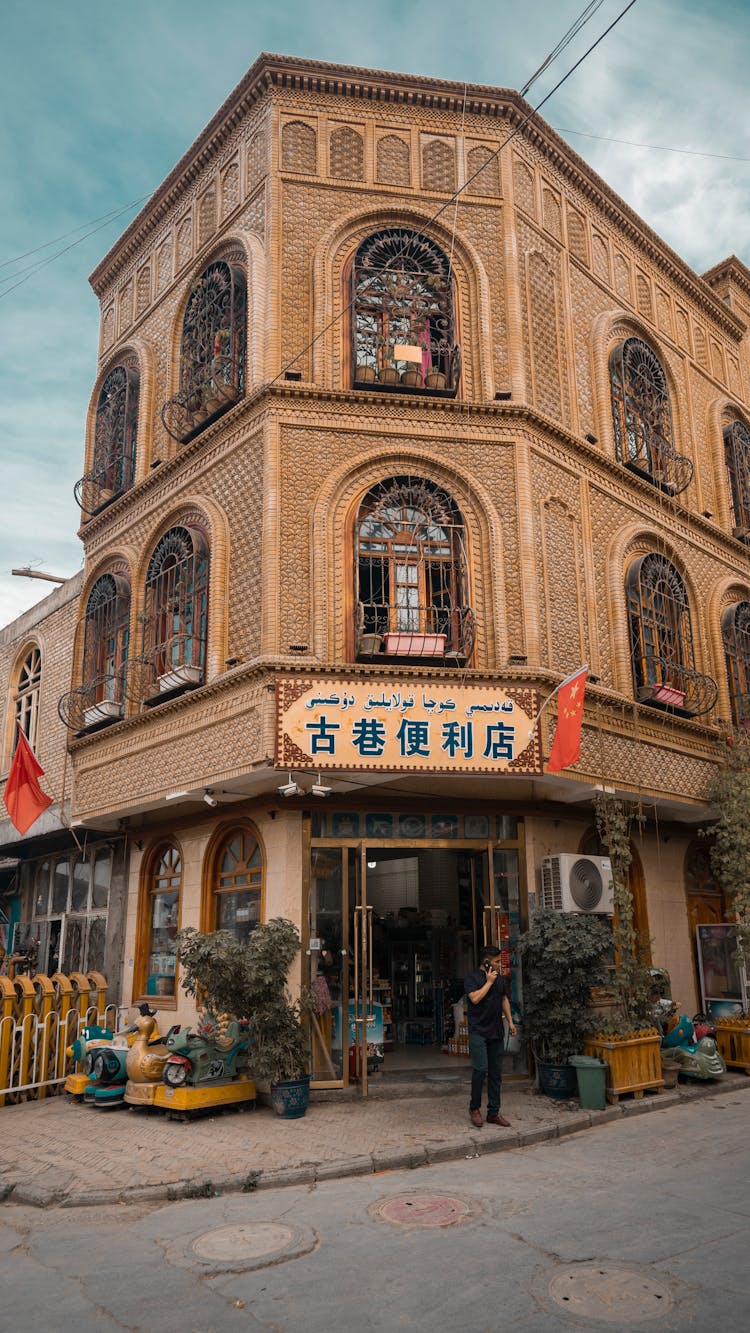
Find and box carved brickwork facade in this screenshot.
[5,56,750,1048]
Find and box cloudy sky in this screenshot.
[1,0,749,626]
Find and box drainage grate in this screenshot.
[545,1265,674,1322]
[370,1192,480,1228]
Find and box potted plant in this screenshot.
[582,793,664,1101]
[518,910,611,1098]
[424,366,447,390]
[176,917,315,1118]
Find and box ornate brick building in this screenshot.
[16,54,749,1087]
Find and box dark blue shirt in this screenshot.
[464,967,507,1039]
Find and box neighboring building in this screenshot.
[0,574,128,994]
[22,54,750,1089]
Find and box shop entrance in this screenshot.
[308,826,526,1092]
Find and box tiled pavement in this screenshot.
[1,1072,748,1209]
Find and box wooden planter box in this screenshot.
[715,1018,750,1074]
[583,1030,664,1103]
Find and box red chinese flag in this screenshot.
[546,667,588,773]
[3,729,53,835]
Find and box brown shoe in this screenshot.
[469,1108,484,1128]
[486,1113,511,1127]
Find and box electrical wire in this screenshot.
[552,126,750,163]
[0,193,154,272]
[520,0,607,97]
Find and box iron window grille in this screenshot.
[724,420,750,541]
[352,229,460,396]
[13,646,41,752]
[75,366,139,516]
[355,475,475,661]
[610,338,693,496]
[722,601,750,728]
[626,553,717,715]
[140,525,209,699]
[162,260,246,443]
[58,573,131,734]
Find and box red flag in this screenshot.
[546,667,588,773]
[3,728,53,835]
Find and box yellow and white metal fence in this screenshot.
[0,970,117,1105]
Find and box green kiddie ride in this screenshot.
[153,1013,256,1120]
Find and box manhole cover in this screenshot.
[545,1265,674,1322]
[370,1192,480,1228]
[192,1223,295,1262]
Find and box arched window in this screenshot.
[13,645,41,751]
[722,601,750,727]
[80,572,130,725]
[610,337,692,495]
[136,843,182,1001]
[351,229,459,394]
[355,476,474,660]
[724,420,750,540]
[626,553,716,715]
[210,826,264,943]
[75,365,139,516]
[162,259,246,443]
[143,524,209,695]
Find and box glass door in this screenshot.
[308,848,347,1085]
[351,844,375,1096]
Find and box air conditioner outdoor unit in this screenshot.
[540,854,614,914]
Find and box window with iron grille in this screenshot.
[75,365,139,516]
[610,338,692,495]
[352,229,459,393]
[81,573,130,719]
[626,553,716,715]
[13,645,41,752]
[724,420,750,539]
[355,476,474,660]
[29,848,111,977]
[722,601,750,728]
[162,259,246,443]
[135,843,182,1001]
[143,524,209,692]
[212,827,264,944]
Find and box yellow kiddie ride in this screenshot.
[125,1011,256,1119]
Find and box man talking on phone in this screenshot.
[464,944,516,1128]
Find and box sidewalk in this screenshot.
[1,1072,748,1209]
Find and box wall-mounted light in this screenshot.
[165,790,188,801]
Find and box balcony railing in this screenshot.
[57,673,126,735]
[622,432,693,497]
[353,345,461,398]
[161,356,240,444]
[74,443,136,517]
[134,633,206,705]
[356,603,475,663]
[636,656,718,716]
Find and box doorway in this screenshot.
[307,831,526,1091]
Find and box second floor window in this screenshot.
[352,229,459,394]
[610,337,692,495]
[76,365,139,516]
[212,826,264,944]
[13,646,41,752]
[162,259,246,443]
[143,524,209,696]
[626,552,716,715]
[81,573,130,723]
[722,601,750,727]
[356,475,473,660]
[724,420,750,539]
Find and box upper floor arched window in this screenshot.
[352,229,459,395]
[13,645,41,752]
[626,553,716,715]
[142,523,209,698]
[610,337,692,495]
[355,475,474,661]
[722,600,750,728]
[724,420,750,541]
[75,364,139,517]
[162,259,246,444]
[81,572,131,726]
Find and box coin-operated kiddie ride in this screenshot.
[65,1024,114,1099]
[125,1011,256,1119]
[75,1005,167,1107]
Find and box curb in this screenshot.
[3,1073,749,1209]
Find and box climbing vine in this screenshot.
[703,732,750,969]
[594,792,654,1036]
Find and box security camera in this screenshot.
[311,782,331,797]
[277,780,301,798]
[203,791,219,807]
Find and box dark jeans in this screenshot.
[469,1033,503,1116]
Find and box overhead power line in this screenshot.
[553,126,750,164]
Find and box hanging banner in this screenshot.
[276,677,542,775]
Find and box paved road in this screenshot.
[1,1092,749,1331]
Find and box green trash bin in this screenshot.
[569,1054,607,1110]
